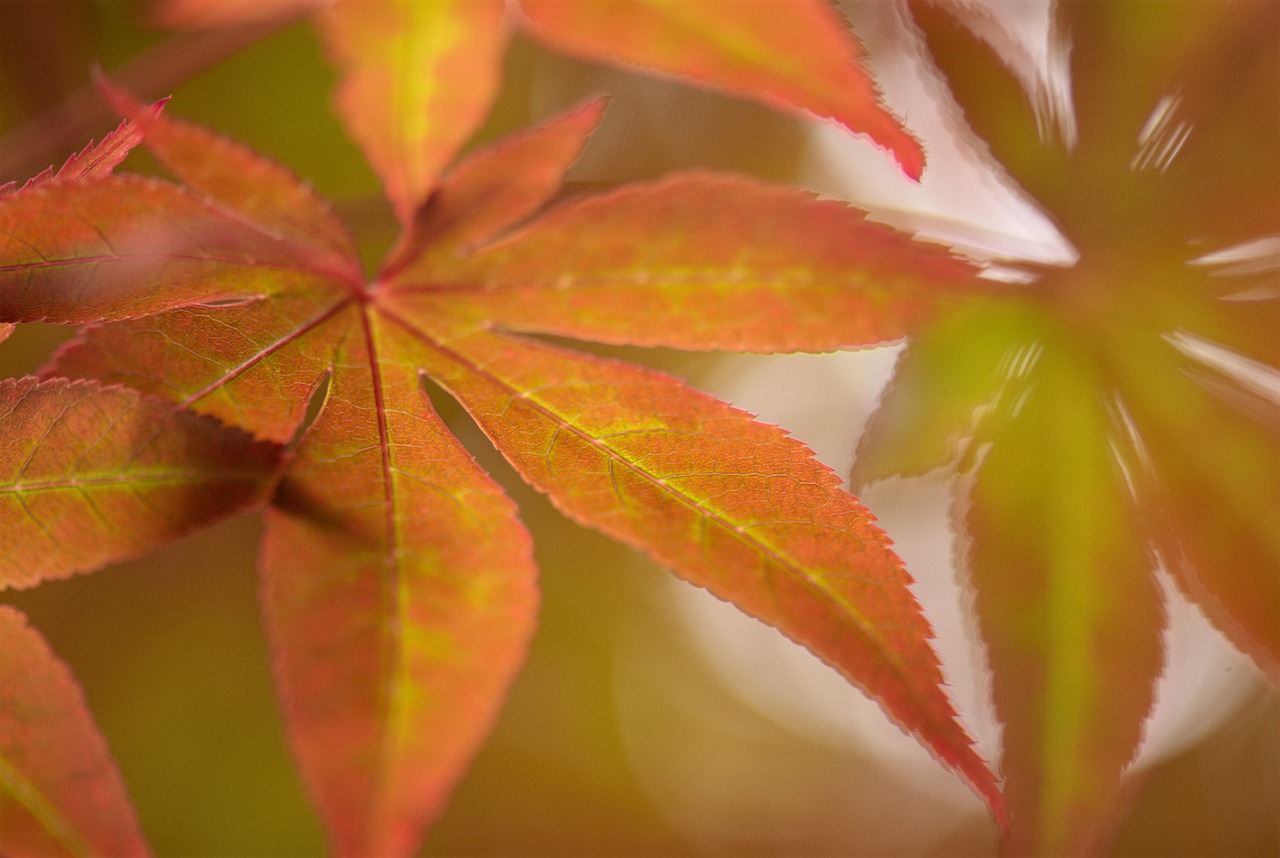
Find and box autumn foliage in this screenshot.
[1,1,1276,856]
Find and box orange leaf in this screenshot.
[0,177,341,325]
[0,606,150,858]
[0,377,280,589]
[384,317,1002,816]
[401,172,982,352]
[261,310,537,856]
[17,95,1003,850]
[153,0,924,199]
[0,95,163,196]
[517,0,923,177]
[382,97,609,276]
[315,0,510,221]
[95,75,359,267]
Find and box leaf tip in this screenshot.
[91,68,170,127]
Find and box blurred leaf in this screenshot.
[0,95,162,196]
[150,0,320,29]
[315,0,511,222]
[0,605,149,858]
[909,0,1070,205]
[0,0,93,116]
[870,0,1280,851]
[966,333,1164,857]
[852,298,1035,485]
[1105,333,1280,681]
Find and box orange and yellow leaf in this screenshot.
[315,0,510,221]
[8,93,1004,851]
[396,173,983,352]
[384,316,1002,814]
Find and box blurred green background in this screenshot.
[1,1,1276,855]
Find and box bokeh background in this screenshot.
[2,1,1277,855]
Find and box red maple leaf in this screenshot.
[0,86,1001,855]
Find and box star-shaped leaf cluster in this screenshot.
[0,81,1001,854]
[854,1,1279,853]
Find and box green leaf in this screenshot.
[965,334,1164,857]
[876,0,1280,851]
[853,299,1037,486]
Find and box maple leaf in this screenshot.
[0,377,280,589]
[0,101,282,592]
[854,0,1280,853]
[152,0,923,221]
[0,108,281,853]
[0,97,161,197]
[0,605,150,858]
[1,89,999,854]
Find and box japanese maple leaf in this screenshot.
[852,1,1279,853]
[0,99,155,343]
[0,605,149,858]
[152,0,924,220]
[0,89,1001,854]
[0,376,278,858]
[0,103,282,589]
[0,117,282,856]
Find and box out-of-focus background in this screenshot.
[2,1,1276,855]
